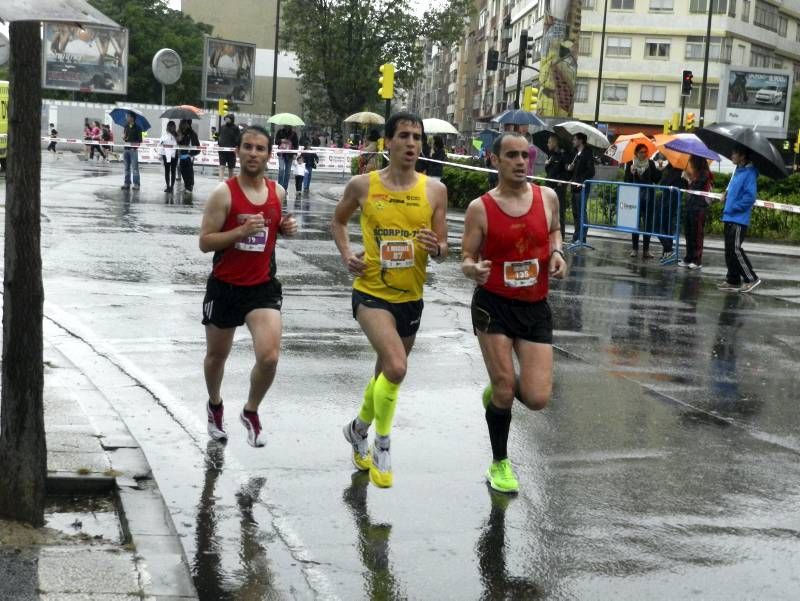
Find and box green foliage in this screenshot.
[789,85,800,134]
[281,0,474,125]
[442,165,490,209]
[71,0,213,105]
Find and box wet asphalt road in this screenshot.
[11,156,800,599]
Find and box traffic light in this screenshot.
[487,49,499,71]
[522,86,539,112]
[378,63,395,100]
[518,29,528,68]
[795,130,800,154]
[685,112,696,130]
[217,99,228,116]
[681,70,693,97]
[663,120,671,135]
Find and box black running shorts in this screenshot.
[471,287,553,344]
[218,151,236,169]
[352,289,424,338]
[202,276,282,329]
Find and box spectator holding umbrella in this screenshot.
[121,111,142,190]
[544,133,569,239]
[159,120,179,194]
[679,155,712,269]
[623,143,659,259]
[177,119,200,194]
[718,145,760,292]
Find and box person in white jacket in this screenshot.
[159,120,179,193]
[291,154,306,197]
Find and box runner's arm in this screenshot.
[330,175,368,274]
[542,186,567,279]
[417,179,449,263]
[199,184,261,252]
[461,198,492,285]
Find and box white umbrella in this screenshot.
[268,112,305,127]
[553,121,610,150]
[344,111,384,125]
[423,118,459,135]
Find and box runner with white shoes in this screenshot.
[198,125,297,447]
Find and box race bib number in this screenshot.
[380,240,414,269]
[235,214,267,252]
[503,259,539,287]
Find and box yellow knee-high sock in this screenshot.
[357,376,377,425]
[373,373,400,437]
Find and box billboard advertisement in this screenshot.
[42,23,128,94]
[202,37,256,104]
[537,0,581,118]
[720,67,793,137]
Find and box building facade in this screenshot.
[181,0,302,117]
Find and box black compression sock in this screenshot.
[485,403,512,462]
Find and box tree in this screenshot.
[281,0,473,125]
[789,85,800,135]
[79,0,213,105]
[0,20,46,527]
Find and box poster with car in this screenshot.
[202,36,256,105]
[42,23,128,94]
[720,67,792,137]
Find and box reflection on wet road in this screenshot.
[31,159,800,599]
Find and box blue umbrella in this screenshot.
[663,134,720,162]
[108,107,151,132]
[494,109,546,127]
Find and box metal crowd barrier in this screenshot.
[567,179,682,265]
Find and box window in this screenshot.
[649,0,674,11]
[579,33,593,55]
[797,21,800,42]
[794,62,800,84]
[607,36,632,57]
[611,0,635,9]
[687,85,718,109]
[778,16,788,36]
[772,59,783,69]
[728,0,736,17]
[754,1,779,31]
[685,36,732,62]
[750,44,772,68]
[645,39,671,58]
[576,79,589,103]
[742,0,750,20]
[689,0,727,14]
[640,85,666,105]
[582,0,596,8]
[603,83,628,102]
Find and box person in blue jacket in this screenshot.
[718,145,760,293]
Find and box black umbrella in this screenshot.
[696,123,788,180]
[495,109,546,127]
[160,106,202,120]
[531,128,557,152]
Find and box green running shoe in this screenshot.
[486,458,519,494]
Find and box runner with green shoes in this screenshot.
[461,132,567,494]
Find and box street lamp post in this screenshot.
[698,0,714,127]
[593,0,609,125]
[270,0,281,128]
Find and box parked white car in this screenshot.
[755,85,783,105]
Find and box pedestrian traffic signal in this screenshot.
[681,70,693,97]
[487,49,499,71]
[522,86,539,112]
[378,63,395,100]
[217,99,228,116]
[685,112,696,130]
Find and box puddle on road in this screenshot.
[44,494,122,544]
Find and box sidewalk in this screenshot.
[0,319,197,600]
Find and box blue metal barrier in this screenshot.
[566,179,682,265]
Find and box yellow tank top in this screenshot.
[354,170,433,302]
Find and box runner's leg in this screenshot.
[513,339,553,411]
[204,324,235,404]
[243,308,282,411]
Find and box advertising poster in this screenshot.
[202,37,256,104]
[43,23,128,94]
[537,0,581,118]
[722,68,792,136]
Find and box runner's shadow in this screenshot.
[342,471,404,600]
[476,487,542,600]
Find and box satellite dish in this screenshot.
[0,32,9,67]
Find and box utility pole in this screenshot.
[699,0,714,127]
[594,0,609,125]
[514,30,527,109]
[270,0,281,130]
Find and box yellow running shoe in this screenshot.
[343,420,372,471]
[369,440,393,488]
[486,458,519,494]
[482,384,492,410]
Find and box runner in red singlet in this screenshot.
[461,132,567,494]
[199,125,298,447]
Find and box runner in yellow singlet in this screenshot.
[331,112,448,488]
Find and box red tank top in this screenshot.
[211,178,282,286]
[480,185,550,302]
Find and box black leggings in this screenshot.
[90,142,105,160]
[162,156,177,187]
[179,157,194,190]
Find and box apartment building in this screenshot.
[575,0,800,135]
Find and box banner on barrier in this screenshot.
[616,186,640,230]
